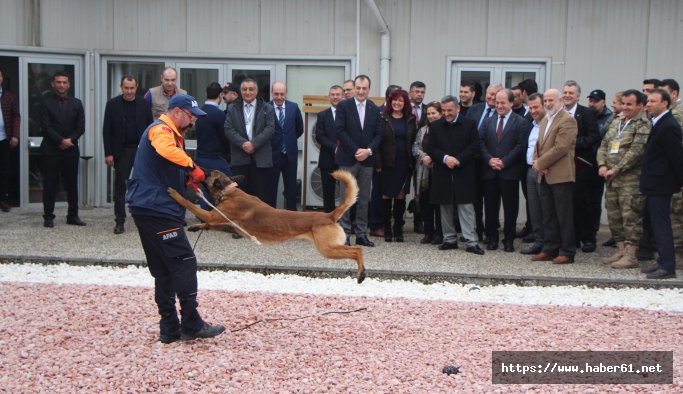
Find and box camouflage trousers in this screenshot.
[672,192,683,251]
[605,185,644,245]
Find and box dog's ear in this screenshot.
[212,178,223,189]
[231,175,245,185]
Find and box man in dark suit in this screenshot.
[640,89,683,279]
[479,89,528,252]
[563,80,601,252]
[409,81,427,129]
[315,85,344,213]
[0,67,20,212]
[195,82,231,212]
[335,74,382,247]
[422,95,485,255]
[102,75,153,234]
[224,78,275,202]
[266,81,304,210]
[39,71,86,228]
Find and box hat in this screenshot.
[587,89,606,101]
[168,94,206,116]
[223,82,239,94]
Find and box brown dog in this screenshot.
[167,170,366,283]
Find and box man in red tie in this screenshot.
[478,89,530,252]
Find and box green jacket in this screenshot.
[596,111,651,188]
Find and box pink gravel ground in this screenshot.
[0,282,681,393]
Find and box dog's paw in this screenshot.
[357,269,366,284]
[167,187,179,197]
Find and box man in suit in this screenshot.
[195,82,231,211]
[563,80,601,253]
[334,74,382,247]
[532,89,578,264]
[640,89,683,279]
[422,95,485,255]
[342,80,355,100]
[467,82,503,241]
[409,81,427,129]
[266,81,304,210]
[479,89,528,252]
[39,71,86,228]
[0,67,20,212]
[102,75,153,234]
[315,85,344,213]
[224,78,275,202]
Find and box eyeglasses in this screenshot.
[180,109,196,120]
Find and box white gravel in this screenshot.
[2,262,681,313]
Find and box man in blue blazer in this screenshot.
[315,85,344,212]
[102,75,153,234]
[640,89,683,279]
[335,75,383,247]
[478,89,528,252]
[266,82,304,210]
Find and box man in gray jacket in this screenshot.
[224,78,275,202]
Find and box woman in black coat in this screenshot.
[375,89,416,242]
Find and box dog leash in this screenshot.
[191,184,262,245]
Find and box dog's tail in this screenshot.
[330,170,358,222]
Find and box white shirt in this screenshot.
[243,101,255,140]
[651,110,669,126]
[526,120,540,165]
[566,103,578,117]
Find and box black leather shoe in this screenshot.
[520,244,543,255]
[646,268,676,280]
[504,242,515,252]
[43,218,54,228]
[431,235,443,245]
[438,242,458,250]
[465,244,485,255]
[114,223,125,234]
[66,216,87,226]
[486,241,498,251]
[581,241,596,253]
[602,238,616,247]
[181,322,226,341]
[640,261,658,274]
[356,236,375,247]
[159,330,181,344]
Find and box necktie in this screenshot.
[479,107,494,129]
[496,115,505,142]
[59,97,68,116]
[413,104,418,118]
[277,106,285,128]
[358,101,365,129]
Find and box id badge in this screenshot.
[609,140,620,154]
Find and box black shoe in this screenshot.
[465,245,485,255]
[356,236,375,247]
[522,234,535,243]
[181,322,226,340]
[114,223,125,234]
[640,261,658,274]
[431,235,443,245]
[637,248,655,261]
[459,236,467,242]
[345,236,351,246]
[602,238,616,247]
[503,242,515,252]
[646,268,676,280]
[438,242,458,250]
[159,330,181,344]
[520,244,543,255]
[515,226,531,239]
[581,241,596,253]
[486,241,498,251]
[43,218,54,228]
[66,216,86,226]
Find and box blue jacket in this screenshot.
[269,99,304,161]
[196,103,229,160]
[126,116,191,219]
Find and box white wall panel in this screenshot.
[187,0,260,54]
[261,0,337,55]
[0,0,28,46]
[42,0,113,50]
[646,0,683,79]
[113,0,186,52]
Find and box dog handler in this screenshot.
[126,94,225,343]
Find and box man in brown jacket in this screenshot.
[531,89,578,264]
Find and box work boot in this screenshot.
[611,244,639,269]
[602,241,625,265]
[381,199,393,242]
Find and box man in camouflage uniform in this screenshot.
[597,89,651,268]
[661,79,683,267]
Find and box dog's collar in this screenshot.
[213,184,236,204]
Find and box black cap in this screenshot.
[587,89,606,101]
[223,82,239,94]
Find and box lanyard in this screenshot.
[616,119,631,140]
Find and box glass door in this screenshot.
[227,64,275,103]
[176,63,222,150]
[19,56,82,206]
[450,60,547,100]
